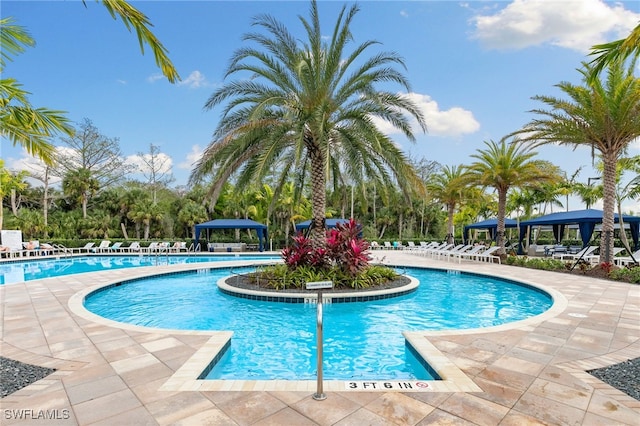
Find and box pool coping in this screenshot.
[66,259,567,394]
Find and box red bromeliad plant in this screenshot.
[282,218,370,276]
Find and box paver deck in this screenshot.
[1,251,639,425]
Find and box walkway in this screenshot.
[1,251,638,425]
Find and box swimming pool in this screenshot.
[83,266,553,381]
[0,255,279,285]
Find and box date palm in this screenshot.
[190,0,426,249]
[426,165,468,244]
[513,59,640,263]
[465,138,561,255]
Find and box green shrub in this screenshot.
[505,255,565,271]
[609,266,640,283]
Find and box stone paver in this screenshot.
[1,252,638,425]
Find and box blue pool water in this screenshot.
[0,255,278,285]
[84,267,553,381]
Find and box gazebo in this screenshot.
[294,218,351,232]
[194,219,268,252]
[518,209,640,254]
[463,218,518,243]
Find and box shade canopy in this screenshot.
[294,218,350,231]
[194,219,268,252]
[518,209,640,252]
[463,218,518,243]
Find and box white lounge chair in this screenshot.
[584,247,625,264]
[459,245,501,263]
[450,245,486,263]
[72,242,95,253]
[108,242,124,252]
[126,242,141,252]
[421,242,452,258]
[143,242,159,253]
[436,244,469,261]
[430,243,458,259]
[613,248,640,267]
[474,246,503,263]
[93,240,111,253]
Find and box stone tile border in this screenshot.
[65,261,567,394]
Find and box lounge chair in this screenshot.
[370,241,380,250]
[404,241,417,250]
[474,246,503,263]
[458,246,502,263]
[428,243,457,259]
[584,247,625,265]
[421,242,452,258]
[72,242,95,253]
[126,242,141,252]
[108,242,124,252]
[450,244,485,263]
[435,244,468,260]
[93,240,111,253]
[613,248,640,267]
[383,242,393,250]
[552,245,597,261]
[143,242,159,253]
[170,242,188,252]
[21,240,40,257]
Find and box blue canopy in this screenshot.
[463,218,518,243]
[518,209,640,253]
[194,219,268,252]
[295,218,350,231]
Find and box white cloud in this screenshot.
[400,10,409,18]
[178,144,204,170]
[147,73,165,83]
[177,70,211,89]
[372,92,480,137]
[471,0,639,52]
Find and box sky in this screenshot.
[2,0,639,211]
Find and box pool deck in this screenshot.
[1,251,638,425]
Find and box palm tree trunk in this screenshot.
[308,142,326,249]
[447,205,455,244]
[497,189,507,255]
[600,153,618,263]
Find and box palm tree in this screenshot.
[190,0,426,249]
[62,168,100,219]
[513,59,640,263]
[426,165,468,244]
[589,22,640,81]
[465,138,561,255]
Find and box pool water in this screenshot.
[84,267,553,381]
[0,255,278,285]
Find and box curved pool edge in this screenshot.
[66,258,565,393]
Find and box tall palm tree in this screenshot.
[426,165,468,244]
[465,138,561,255]
[513,59,640,263]
[190,0,426,249]
[62,168,99,219]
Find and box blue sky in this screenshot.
[2,0,639,210]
